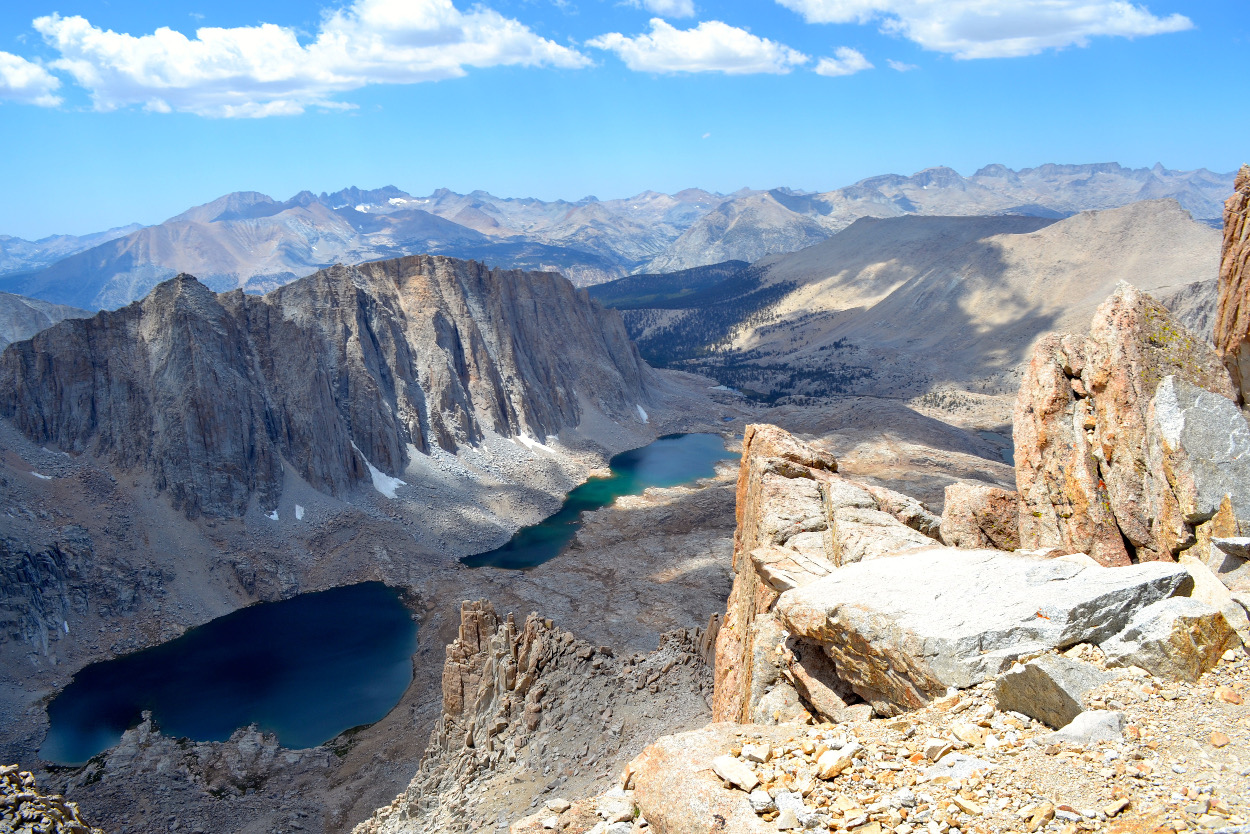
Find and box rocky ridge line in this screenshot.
[0,256,656,518]
[353,600,715,834]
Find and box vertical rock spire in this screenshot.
[1215,164,1250,407]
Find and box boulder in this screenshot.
[715,426,843,723]
[784,637,855,723]
[739,423,839,475]
[1207,537,1250,592]
[1016,284,1237,564]
[1146,375,1250,554]
[628,724,793,834]
[1047,710,1126,747]
[711,755,760,792]
[1014,333,1130,566]
[1179,554,1249,646]
[1101,596,1238,681]
[829,506,934,566]
[994,654,1113,729]
[940,482,1021,550]
[775,547,1190,714]
[856,482,943,541]
[1215,164,1250,406]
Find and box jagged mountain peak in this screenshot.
[0,254,656,519]
[168,191,281,225]
[319,185,413,209]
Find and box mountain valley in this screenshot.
[598,200,1221,413]
[1,165,1248,834]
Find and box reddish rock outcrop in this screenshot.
[1215,165,1250,406]
[712,425,944,724]
[714,425,840,724]
[940,482,1020,550]
[1015,283,1236,564]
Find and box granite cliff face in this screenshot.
[1215,164,1250,406]
[0,256,656,519]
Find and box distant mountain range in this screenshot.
[0,292,90,350]
[0,224,145,278]
[0,164,1235,311]
[593,199,1223,402]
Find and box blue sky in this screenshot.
[0,0,1245,239]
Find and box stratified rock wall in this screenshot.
[1014,283,1236,564]
[1215,165,1250,406]
[0,257,656,518]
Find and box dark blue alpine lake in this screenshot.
[462,432,737,570]
[41,582,417,766]
[40,433,734,766]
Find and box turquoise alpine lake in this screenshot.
[41,582,418,766]
[461,432,737,570]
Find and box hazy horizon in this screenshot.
[0,0,1245,238]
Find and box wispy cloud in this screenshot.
[776,0,1192,58]
[629,0,697,18]
[29,0,589,118]
[886,58,917,71]
[814,46,872,76]
[588,18,808,74]
[0,51,61,106]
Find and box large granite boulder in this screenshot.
[1215,164,1250,406]
[774,547,1191,715]
[1146,375,1250,552]
[1014,333,1134,566]
[1101,596,1238,681]
[994,654,1113,730]
[715,425,841,723]
[1015,283,1237,564]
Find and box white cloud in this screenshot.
[775,0,1192,58]
[630,0,697,17]
[814,46,872,76]
[31,0,589,118]
[588,18,808,74]
[886,58,917,71]
[702,131,711,138]
[0,51,61,106]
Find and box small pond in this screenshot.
[462,432,737,570]
[41,582,417,766]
